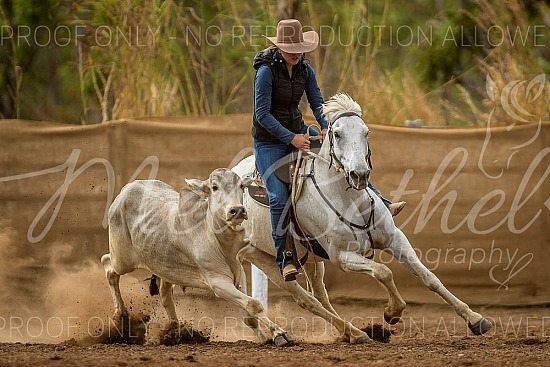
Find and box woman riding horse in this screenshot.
[252,19,405,281]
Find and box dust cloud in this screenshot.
[0,220,160,344]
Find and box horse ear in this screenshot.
[185,178,210,196]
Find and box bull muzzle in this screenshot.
[227,205,248,224]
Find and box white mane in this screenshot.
[322,93,362,123]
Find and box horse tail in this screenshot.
[148,274,160,296]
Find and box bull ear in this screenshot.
[241,177,254,188]
[185,178,210,196]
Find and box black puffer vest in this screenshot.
[252,48,307,142]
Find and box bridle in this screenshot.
[326,112,373,190]
[298,112,376,254]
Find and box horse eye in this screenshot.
[334,131,341,139]
[212,185,219,192]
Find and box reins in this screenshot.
[307,158,376,251]
[291,117,376,263]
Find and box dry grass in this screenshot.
[467,0,550,126]
[71,0,547,126]
[73,0,272,123]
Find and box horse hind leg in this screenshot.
[101,253,128,321]
[302,261,340,316]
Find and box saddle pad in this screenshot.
[247,185,269,207]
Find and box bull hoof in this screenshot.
[113,310,128,323]
[274,332,294,347]
[350,333,372,344]
[468,318,493,335]
[383,312,401,325]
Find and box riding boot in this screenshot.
[367,181,406,217]
[282,232,298,281]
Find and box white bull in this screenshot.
[100,168,293,346]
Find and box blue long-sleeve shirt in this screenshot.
[254,59,329,145]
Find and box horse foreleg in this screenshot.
[337,251,406,324]
[387,230,493,335]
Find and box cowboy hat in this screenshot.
[266,19,319,53]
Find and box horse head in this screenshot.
[321,93,371,190]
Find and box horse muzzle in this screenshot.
[348,169,370,190]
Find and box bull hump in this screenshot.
[115,180,179,213]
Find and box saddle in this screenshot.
[246,139,329,262]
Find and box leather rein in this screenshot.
[298,112,376,256]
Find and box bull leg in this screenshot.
[302,261,340,316]
[386,230,492,335]
[238,245,371,344]
[101,253,128,321]
[236,266,270,344]
[337,251,406,325]
[205,274,292,347]
[159,279,178,323]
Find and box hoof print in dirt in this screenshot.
[159,322,210,346]
[361,323,393,343]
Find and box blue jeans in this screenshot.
[254,139,294,272]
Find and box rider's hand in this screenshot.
[290,134,310,150]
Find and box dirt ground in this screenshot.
[0,295,548,367]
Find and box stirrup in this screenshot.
[282,264,298,281]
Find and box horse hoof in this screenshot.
[274,332,294,347]
[468,318,493,335]
[384,313,401,325]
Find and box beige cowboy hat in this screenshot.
[266,19,319,53]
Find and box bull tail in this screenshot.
[148,274,160,296]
